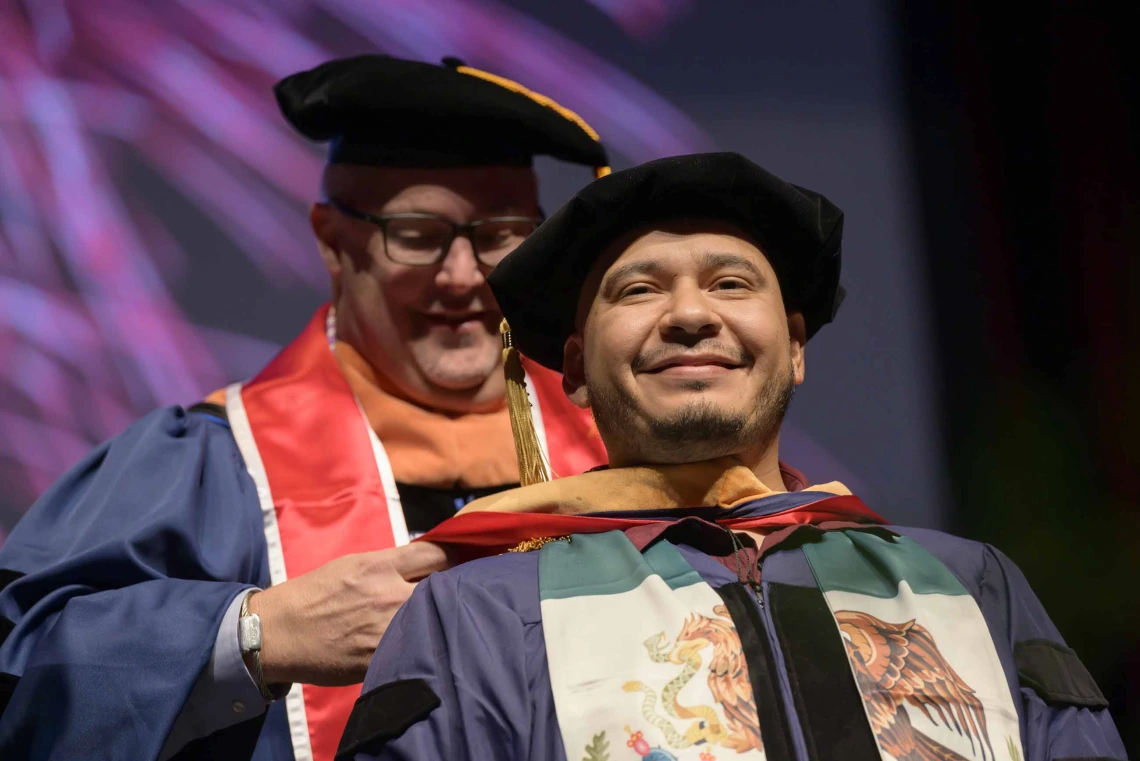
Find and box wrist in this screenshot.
[246,589,277,684]
[239,590,290,699]
[241,591,258,676]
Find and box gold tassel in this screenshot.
[501,319,551,486]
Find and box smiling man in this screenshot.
[340,153,1126,761]
[318,164,538,412]
[0,56,608,761]
[574,220,800,477]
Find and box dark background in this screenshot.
[898,1,1140,747]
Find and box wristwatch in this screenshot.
[238,591,291,701]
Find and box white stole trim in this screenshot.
[356,397,409,547]
[225,383,314,761]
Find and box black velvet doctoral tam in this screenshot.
[274,55,608,170]
[487,152,845,371]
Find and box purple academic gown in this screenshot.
[346,496,1127,761]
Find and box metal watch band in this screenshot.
[239,590,291,702]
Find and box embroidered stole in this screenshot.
[539,529,1025,761]
[541,531,766,761]
[225,304,605,761]
[803,531,1024,761]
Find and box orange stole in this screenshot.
[233,304,607,761]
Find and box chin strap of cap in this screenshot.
[500,319,551,486]
[455,66,611,180]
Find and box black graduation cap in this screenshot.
[274,55,609,174]
[488,152,846,371]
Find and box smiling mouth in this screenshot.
[419,311,490,329]
[642,355,743,374]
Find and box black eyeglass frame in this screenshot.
[328,199,544,267]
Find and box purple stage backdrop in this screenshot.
[0,0,948,537]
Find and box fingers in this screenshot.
[389,540,451,581]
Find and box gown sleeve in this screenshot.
[979,544,1128,760]
[339,554,560,761]
[0,406,270,760]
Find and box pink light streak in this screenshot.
[0,0,712,531]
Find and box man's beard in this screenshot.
[588,358,797,464]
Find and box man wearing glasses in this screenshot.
[0,56,609,761]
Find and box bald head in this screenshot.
[321,164,538,213]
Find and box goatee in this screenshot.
[589,358,797,464]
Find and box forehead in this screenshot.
[607,226,769,270]
[324,164,538,212]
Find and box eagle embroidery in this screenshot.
[622,605,762,753]
[837,610,995,761]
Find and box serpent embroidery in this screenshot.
[622,605,761,753]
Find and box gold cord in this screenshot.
[507,535,571,553]
[456,65,611,180]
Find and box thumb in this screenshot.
[391,541,451,581]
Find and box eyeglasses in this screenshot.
[328,199,543,267]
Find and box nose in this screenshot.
[434,236,486,293]
[660,280,722,344]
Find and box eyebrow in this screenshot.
[600,260,661,295]
[600,251,767,297]
[700,252,766,280]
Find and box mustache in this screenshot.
[630,342,753,372]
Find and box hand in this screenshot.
[248,541,449,687]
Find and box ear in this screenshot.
[310,202,343,280]
[787,311,807,385]
[561,334,591,409]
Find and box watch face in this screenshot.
[238,614,262,652]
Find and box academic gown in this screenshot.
[347,489,1127,761]
[0,406,525,761]
[0,308,601,760]
[0,407,275,760]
